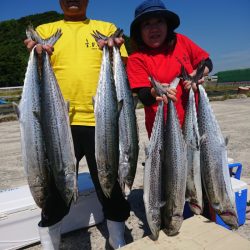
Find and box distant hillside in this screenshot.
[0,11,63,87]
[0,11,130,87]
[1,11,247,88]
[215,68,250,83]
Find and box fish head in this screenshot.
[188,202,203,215]
[149,229,160,241]
[147,210,161,241]
[163,215,183,236]
[219,211,238,229]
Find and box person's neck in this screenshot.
[64,15,87,22]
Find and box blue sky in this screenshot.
[1,0,250,74]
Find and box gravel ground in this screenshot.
[0,97,249,249]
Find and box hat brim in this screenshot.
[130,9,180,38]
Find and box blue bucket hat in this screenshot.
[130,0,180,38]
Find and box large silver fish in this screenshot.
[198,84,238,228]
[143,77,165,240]
[16,41,49,209]
[163,78,188,236]
[113,45,139,193]
[29,27,78,206]
[183,87,203,215]
[93,32,120,198]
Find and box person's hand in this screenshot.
[97,36,124,50]
[24,38,37,52]
[183,68,207,92]
[24,38,54,56]
[113,36,124,48]
[183,77,205,92]
[151,84,177,104]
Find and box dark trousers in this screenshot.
[40,125,130,227]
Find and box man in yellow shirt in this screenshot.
[24,0,130,249]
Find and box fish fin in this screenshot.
[119,180,125,196]
[180,60,205,84]
[26,24,34,40]
[169,77,180,89]
[44,158,51,173]
[193,60,206,83]
[200,134,208,145]
[91,31,101,41]
[118,100,123,115]
[69,106,76,123]
[133,94,139,110]
[187,141,199,150]
[95,30,108,40]
[160,148,165,164]
[225,136,230,146]
[26,25,43,44]
[159,201,166,208]
[12,102,20,119]
[145,145,149,158]
[32,109,41,121]
[91,29,123,43]
[45,29,62,46]
[181,65,192,81]
[149,76,166,96]
[26,25,62,46]
[73,172,79,204]
[112,28,124,38]
[124,184,131,196]
[65,100,70,112]
[91,30,108,41]
[92,96,96,108]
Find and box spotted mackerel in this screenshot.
[143,77,165,240]
[26,26,78,206]
[198,84,238,228]
[16,40,49,208]
[92,31,120,198]
[181,65,203,215]
[163,78,188,236]
[113,41,139,194]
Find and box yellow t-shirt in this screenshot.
[36,19,128,126]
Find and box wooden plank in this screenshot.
[121,216,250,250]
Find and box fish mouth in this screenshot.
[219,211,238,229]
[149,231,159,241]
[220,211,237,218]
[189,202,202,215]
[163,215,183,236]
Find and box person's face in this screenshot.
[60,0,89,20]
[140,16,168,49]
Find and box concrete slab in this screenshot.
[121,216,250,250]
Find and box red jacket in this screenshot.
[127,33,209,137]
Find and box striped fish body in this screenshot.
[198,85,238,229]
[163,100,187,236]
[144,101,164,240]
[29,28,79,206]
[41,50,77,206]
[113,46,139,193]
[183,88,203,214]
[17,48,49,208]
[94,46,119,198]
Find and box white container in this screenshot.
[0,172,104,250]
